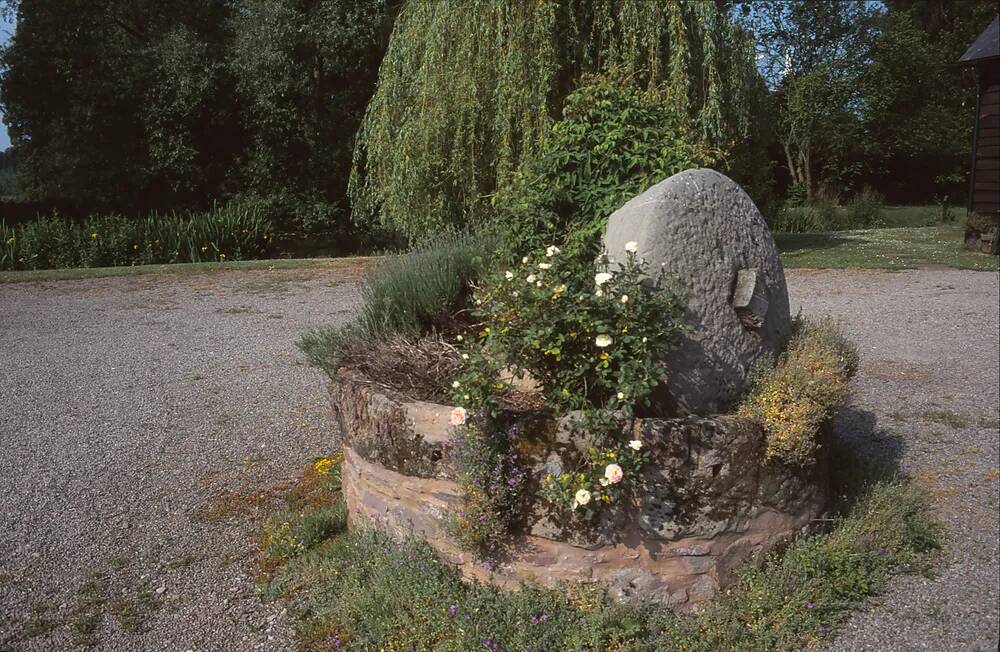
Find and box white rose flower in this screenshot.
[599,478,610,486]
[450,407,467,426]
[628,440,643,451]
[538,262,551,270]
[512,291,519,297]
[536,281,543,287]
[522,256,530,264]
[617,391,625,400]
[573,489,592,508]
[526,274,536,283]
[604,463,623,484]
[462,353,469,360]
[595,289,603,297]
[625,241,639,253]
[595,334,612,348]
[505,271,514,280]
[546,245,561,257]
[452,380,461,389]
[620,294,629,304]
[594,272,613,286]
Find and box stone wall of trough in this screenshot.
[331,371,828,610]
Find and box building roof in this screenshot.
[959,16,999,65]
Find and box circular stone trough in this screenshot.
[330,370,829,611]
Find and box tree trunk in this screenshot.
[803,144,813,200]
[783,141,802,188]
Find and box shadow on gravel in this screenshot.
[830,404,908,478]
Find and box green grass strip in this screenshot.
[777,224,998,271]
[261,470,940,651]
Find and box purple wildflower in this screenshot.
[819,626,828,634]
[807,602,814,610]
[448,605,458,616]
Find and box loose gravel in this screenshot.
[1,266,363,651]
[787,269,999,652]
[0,265,996,651]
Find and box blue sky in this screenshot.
[0,12,13,149]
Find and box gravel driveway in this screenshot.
[1,265,364,651]
[1,265,997,651]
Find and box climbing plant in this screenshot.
[350,0,762,240]
[494,72,724,258]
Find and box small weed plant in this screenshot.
[447,243,685,555]
[740,319,860,465]
[258,454,345,573]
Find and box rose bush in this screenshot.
[445,243,686,547]
[456,243,686,417]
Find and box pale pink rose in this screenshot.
[604,463,623,484]
[450,407,467,426]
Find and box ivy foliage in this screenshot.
[350,0,761,241]
[495,72,723,258]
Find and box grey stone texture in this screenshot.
[329,368,454,479]
[331,376,828,609]
[603,168,792,415]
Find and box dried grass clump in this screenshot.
[339,335,464,403]
[740,319,859,465]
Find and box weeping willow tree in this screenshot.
[350,0,762,240]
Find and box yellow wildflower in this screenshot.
[314,457,334,476]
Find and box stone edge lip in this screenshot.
[331,365,753,453]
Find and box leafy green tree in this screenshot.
[860,1,997,202]
[0,0,392,236]
[227,0,391,235]
[0,147,18,197]
[142,21,243,206]
[740,0,879,200]
[1,0,150,207]
[351,0,764,240]
[496,73,723,257]
[0,0,236,210]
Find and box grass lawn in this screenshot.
[777,221,998,272]
[0,256,375,284]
